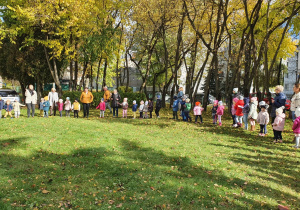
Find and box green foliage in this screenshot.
[118,86,133,93]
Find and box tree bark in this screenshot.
[96,57,102,92]
[102,59,108,89]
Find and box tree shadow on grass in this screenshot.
[0,137,30,150]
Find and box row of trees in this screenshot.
[0,0,299,109]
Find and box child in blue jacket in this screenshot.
[43,96,50,118]
[172,96,179,120]
[0,97,4,118]
[4,100,13,119]
[132,100,138,119]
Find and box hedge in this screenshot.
[42,91,147,108]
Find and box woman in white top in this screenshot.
[48,88,59,116]
[291,83,300,121]
[25,84,37,118]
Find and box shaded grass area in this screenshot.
[0,108,299,209]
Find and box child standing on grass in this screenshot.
[257,101,269,136]
[231,98,239,127]
[96,98,106,118]
[148,99,154,118]
[212,100,218,124]
[155,95,162,118]
[143,101,149,119]
[183,98,192,122]
[43,96,50,118]
[132,100,138,119]
[139,100,144,119]
[72,99,80,118]
[122,98,128,118]
[0,97,4,119]
[272,106,285,143]
[193,101,203,123]
[173,96,179,120]
[292,108,300,148]
[39,98,45,117]
[243,97,250,130]
[13,99,25,118]
[3,100,13,119]
[248,97,258,131]
[235,95,244,128]
[57,99,64,117]
[216,101,224,126]
[64,97,72,117]
[291,84,300,121]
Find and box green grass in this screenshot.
[0,108,299,209]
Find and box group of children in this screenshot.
[0,97,25,119]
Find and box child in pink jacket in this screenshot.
[96,98,106,118]
[57,99,64,117]
[193,101,204,123]
[272,106,285,143]
[231,98,239,127]
[217,101,225,126]
[292,108,300,148]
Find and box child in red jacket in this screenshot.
[234,95,244,128]
[96,98,106,118]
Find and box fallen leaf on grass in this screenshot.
[116,203,123,208]
[42,190,50,194]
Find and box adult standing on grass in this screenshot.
[111,89,121,117]
[155,95,162,118]
[270,85,286,123]
[80,87,94,119]
[0,97,4,118]
[25,84,37,118]
[48,88,59,116]
[103,86,112,113]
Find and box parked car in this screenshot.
[0,89,21,103]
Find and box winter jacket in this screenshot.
[64,101,72,111]
[4,104,13,112]
[39,102,44,110]
[272,113,285,131]
[180,101,186,111]
[139,104,144,112]
[242,97,250,114]
[0,99,4,110]
[173,100,179,112]
[184,103,191,112]
[148,101,154,112]
[292,116,300,134]
[193,106,204,115]
[111,93,121,108]
[143,104,148,112]
[132,104,138,112]
[103,90,111,102]
[271,92,286,118]
[291,92,300,111]
[80,91,94,104]
[57,102,64,112]
[96,102,106,111]
[122,102,128,110]
[177,91,183,100]
[25,89,37,104]
[43,101,50,112]
[248,101,258,120]
[235,100,244,116]
[72,102,80,111]
[48,91,58,107]
[216,105,225,116]
[13,102,25,112]
[156,99,162,110]
[212,105,218,114]
[257,110,269,125]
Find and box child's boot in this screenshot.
[294,137,300,148]
[219,122,222,126]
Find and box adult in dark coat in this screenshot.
[270,85,286,123]
[111,89,121,117]
[148,99,154,118]
[155,95,162,118]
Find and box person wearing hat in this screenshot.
[272,106,285,143]
[43,96,50,118]
[80,87,94,118]
[72,99,80,118]
[132,100,138,119]
[3,100,13,119]
[103,86,112,113]
[234,95,245,127]
[110,89,121,117]
[13,99,25,118]
[155,95,162,118]
[0,97,5,118]
[172,96,179,120]
[183,98,192,122]
[231,97,239,127]
[64,97,72,117]
[39,98,45,117]
[48,88,59,116]
[25,84,37,118]
[248,97,258,131]
[257,101,269,136]
[292,107,300,148]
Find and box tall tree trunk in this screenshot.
[90,64,93,92]
[102,59,108,89]
[80,61,88,90]
[96,57,102,92]
[69,60,73,91]
[74,59,78,90]
[125,52,129,92]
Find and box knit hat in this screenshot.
[259,101,269,109]
[295,108,300,117]
[186,98,190,103]
[101,98,104,102]
[59,99,63,103]
[218,101,223,106]
[251,97,257,102]
[44,96,48,101]
[233,88,238,93]
[157,95,160,99]
[145,101,148,105]
[238,95,244,100]
[66,97,70,100]
[276,106,285,115]
[195,101,200,106]
[214,100,218,104]
[233,98,239,103]
[133,100,136,104]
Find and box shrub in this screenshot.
[118,86,133,93]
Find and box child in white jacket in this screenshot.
[257,101,269,136]
[13,100,25,118]
[248,97,258,131]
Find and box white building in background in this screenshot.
[284,44,300,98]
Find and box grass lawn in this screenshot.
[0,108,299,209]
